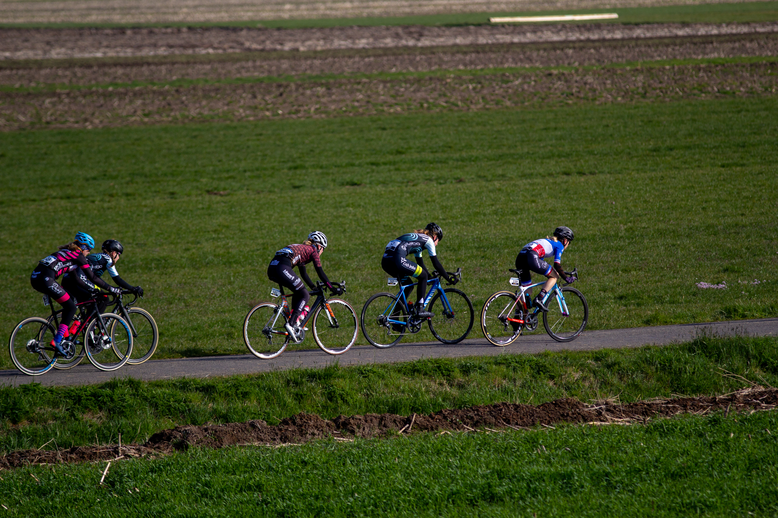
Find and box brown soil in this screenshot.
[2,387,776,469]
[1,23,777,131]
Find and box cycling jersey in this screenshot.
[384,233,437,259]
[275,244,322,268]
[85,253,120,278]
[37,249,90,278]
[522,238,565,266]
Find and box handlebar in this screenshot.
[509,267,579,285]
[431,268,462,285]
[314,281,346,294]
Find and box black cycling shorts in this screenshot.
[515,251,553,286]
[381,253,422,281]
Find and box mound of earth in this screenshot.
[2,387,775,469]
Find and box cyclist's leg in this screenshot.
[518,251,554,311]
[31,271,74,349]
[268,259,309,324]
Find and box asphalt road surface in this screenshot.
[3,318,777,387]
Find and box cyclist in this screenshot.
[381,222,457,320]
[30,232,121,356]
[267,231,341,342]
[515,226,576,312]
[62,239,144,325]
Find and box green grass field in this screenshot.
[2,97,777,366]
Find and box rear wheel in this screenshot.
[244,303,290,359]
[85,313,133,372]
[543,287,588,342]
[427,288,474,344]
[360,292,406,348]
[9,317,57,376]
[481,291,523,347]
[312,299,358,355]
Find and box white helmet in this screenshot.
[308,231,328,248]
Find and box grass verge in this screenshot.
[1,336,778,515]
[2,334,777,453]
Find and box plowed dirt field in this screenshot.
[1,22,777,130]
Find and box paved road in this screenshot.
[3,318,777,387]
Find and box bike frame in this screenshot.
[108,293,142,338]
[504,277,572,326]
[382,274,453,329]
[268,283,341,337]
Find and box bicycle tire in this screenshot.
[427,288,474,344]
[48,314,85,370]
[85,313,133,372]
[312,298,358,355]
[122,308,159,365]
[9,317,57,376]
[244,303,290,359]
[543,287,589,342]
[360,292,406,348]
[481,291,523,347]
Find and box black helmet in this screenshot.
[102,239,124,255]
[425,222,443,241]
[553,226,574,242]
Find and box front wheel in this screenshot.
[427,288,474,344]
[480,291,523,347]
[244,303,290,359]
[312,299,358,355]
[86,313,133,372]
[360,292,406,348]
[9,317,57,376]
[543,287,588,342]
[123,308,159,365]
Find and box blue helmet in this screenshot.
[74,232,95,250]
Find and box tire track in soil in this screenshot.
[2,387,775,468]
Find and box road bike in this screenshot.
[360,268,474,348]
[106,292,159,365]
[243,281,357,359]
[9,294,134,375]
[480,268,588,346]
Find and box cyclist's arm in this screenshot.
[313,264,334,290]
[429,255,451,280]
[78,256,114,292]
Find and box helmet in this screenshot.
[553,226,575,242]
[74,232,95,250]
[308,231,328,249]
[102,239,124,255]
[425,222,443,241]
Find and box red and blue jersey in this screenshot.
[522,238,565,266]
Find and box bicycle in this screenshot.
[9,294,134,375]
[243,281,358,359]
[106,292,159,365]
[360,268,474,348]
[480,268,588,346]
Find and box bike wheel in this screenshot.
[48,315,85,370]
[427,288,474,344]
[122,308,159,365]
[85,313,133,372]
[312,299,358,355]
[244,303,290,359]
[9,317,57,376]
[360,292,406,348]
[481,291,523,347]
[543,287,589,342]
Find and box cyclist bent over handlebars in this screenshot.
[515,226,576,312]
[267,231,341,343]
[381,222,457,320]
